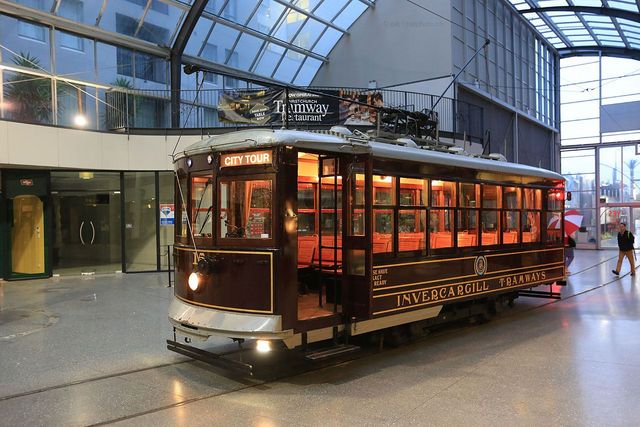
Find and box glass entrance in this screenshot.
[600,206,636,248]
[51,172,122,275]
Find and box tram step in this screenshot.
[305,344,360,361]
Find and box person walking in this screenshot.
[565,232,576,274]
[612,222,636,276]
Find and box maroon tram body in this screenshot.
[168,129,565,352]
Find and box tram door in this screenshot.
[342,156,372,320]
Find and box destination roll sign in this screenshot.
[220,150,272,168]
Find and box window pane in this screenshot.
[460,183,479,207]
[55,30,94,81]
[430,209,453,248]
[503,211,520,244]
[57,82,96,128]
[373,210,393,253]
[124,172,157,271]
[2,70,52,124]
[431,180,456,207]
[548,188,564,210]
[400,177,428,206]
[178,175,188,238]
[457,210,478,247]
[192,174,214,238]
[220,180,272,239]
[523,188,543,210]
[373,175,395,205]
[481,211,499,245]
[504,187,521,209]
[522,211,540,242]
[0,15,52,72]
[547,212,562,244]
[298,183,315,209]
[482,185,502,208]
[399,210,426,251]
[159,172,174,269]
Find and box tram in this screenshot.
[168,127,565,360]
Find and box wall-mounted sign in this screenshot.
[220,151,272,168]
[160,203,175,225]
[19,179,34,187]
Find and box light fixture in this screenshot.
[187,158,193,168]
[78,171,94,180]
[188,272,200,291]
[73,114,88,127]
[256,340,271,353]
[207,154,213,164]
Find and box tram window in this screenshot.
[298,184,315,209]
[298,213,316,235]
[431,180,456,207]
[460,183,479,207]
[548,189,564,211]
[399,210,426,251]
[373,175,395,205]
[400,177,428,206]
[191,174,214,238]
[430,209,453,248]
[373,211,394,253]
[219,179,272,240]
[178,175,188,238]
[502,211,520,244]
[523,188,542,210]
[482,185,502,208]
[457,210,478,247]
[321,212,342,235]
[522,211,540,242]
[320,185,342,208]
[347,172,365,236]
[481,211,499,245]
[504,187,521,209]
[546,212,563,244]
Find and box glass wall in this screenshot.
[124,172,157,272]
[159,172,175,270]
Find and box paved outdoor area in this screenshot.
[1,249,639,426]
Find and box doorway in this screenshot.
[11,195,45,276]
[51,172,122,275]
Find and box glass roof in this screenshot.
[7,0,375,85]
[506,0,640,53]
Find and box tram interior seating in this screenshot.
[430,233,453,248]
[457,232,476,247]
[503,231,518,244]
[399,233,423,251]
[482,233,498,245]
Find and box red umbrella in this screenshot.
[548,209,583,236]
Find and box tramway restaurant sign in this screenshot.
[220,151,272,168]
[218,88,383,126]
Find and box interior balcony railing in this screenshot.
[0,79,484,144]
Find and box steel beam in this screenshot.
[519,6,640,24]
[170,0,208,128]
[558,46,640,60]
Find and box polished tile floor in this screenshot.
[1,249,639,426]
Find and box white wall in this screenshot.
[0,121,203,171]
[311,0,453,88]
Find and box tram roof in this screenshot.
[179,129,564,182]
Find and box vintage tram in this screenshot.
[168,128,565,359]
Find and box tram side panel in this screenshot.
[370,248,564,316]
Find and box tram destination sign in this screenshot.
[220,150,272,168]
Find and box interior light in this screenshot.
[74,114,88,127]
[78,171,94,180]
[188,272,200,291]
[256,340,271,353]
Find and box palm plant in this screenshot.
[4,52,52,123]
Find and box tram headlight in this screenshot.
[256,340,271,353]
[188,272,201,291]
